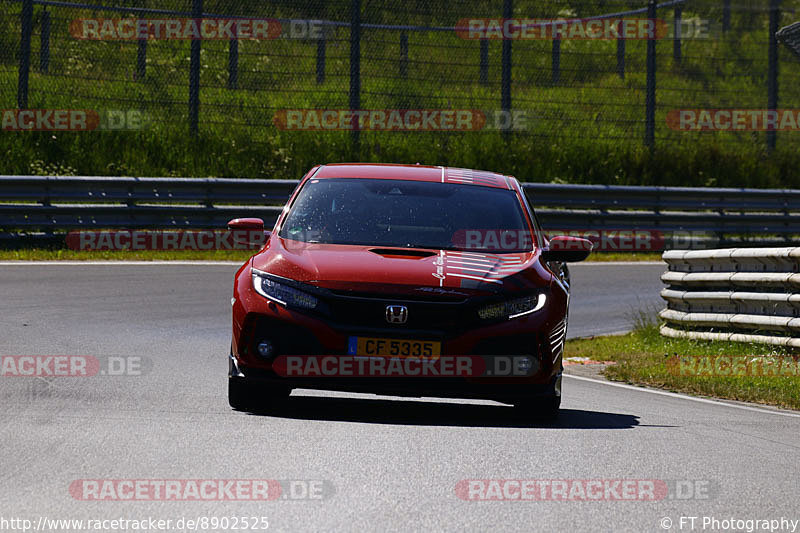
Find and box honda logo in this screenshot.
[385,305,408,324]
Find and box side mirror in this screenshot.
[227,218,270,248]
[541,236,593,263]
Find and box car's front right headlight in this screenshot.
[252,269,318,310]
[477,293,547,320]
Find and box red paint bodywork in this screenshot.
[229,164,580,402]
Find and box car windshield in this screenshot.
[278,178,534,252]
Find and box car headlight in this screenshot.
[478,293,547,320]
[252,270,318,310]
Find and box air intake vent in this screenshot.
[369,248,437,258]
[549,320,567,363]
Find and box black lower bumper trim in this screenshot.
[231,365,561,405]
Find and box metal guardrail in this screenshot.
[659,247,800,348]
[526,183,800,234]
[0,176,294,230]
[0,176,799,242]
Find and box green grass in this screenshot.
[582,252,662,262]
[565,317,800,410]
[1,2,800,186]
[0,248,253,261]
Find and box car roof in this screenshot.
[311,163,515,190]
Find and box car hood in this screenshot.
[251,237,550,296]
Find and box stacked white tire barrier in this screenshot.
[660,248,800,348]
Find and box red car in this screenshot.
[228,164,591,421]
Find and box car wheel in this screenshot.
[513,374,562,424]
[513,395,561,424]
[228,377,290,412]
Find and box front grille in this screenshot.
[324,291,475,333]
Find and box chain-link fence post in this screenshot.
[552,36,561,85]
[617,24,625,79]
[673,5,682,65]
[350,0,362,156]
[722,0,731,33]
[17,0,33,109]
[228,37,238,89]
[400,32,408,79]
[767,0,781,152]
[135,0,147,80]
[40,9,50,74]
[501,0,512,136]
[189,0,203,136]
[136,38,147,80]
[645,0,657,149]
[479,38,488,86]
[316,32,326,84]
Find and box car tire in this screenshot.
[513,394,561,424]
[228,377,290,412]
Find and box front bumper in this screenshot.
[230,351,561,404]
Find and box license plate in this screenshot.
[347,337,441,358]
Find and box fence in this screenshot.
[1,175,798,249]
[2,0,799,162]
[660,247,800,348]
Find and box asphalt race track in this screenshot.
[1,262,798,532]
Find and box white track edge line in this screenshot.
[564,374,800,418]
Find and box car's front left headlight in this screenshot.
[252,270,318,310]
[477,293,547,320]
